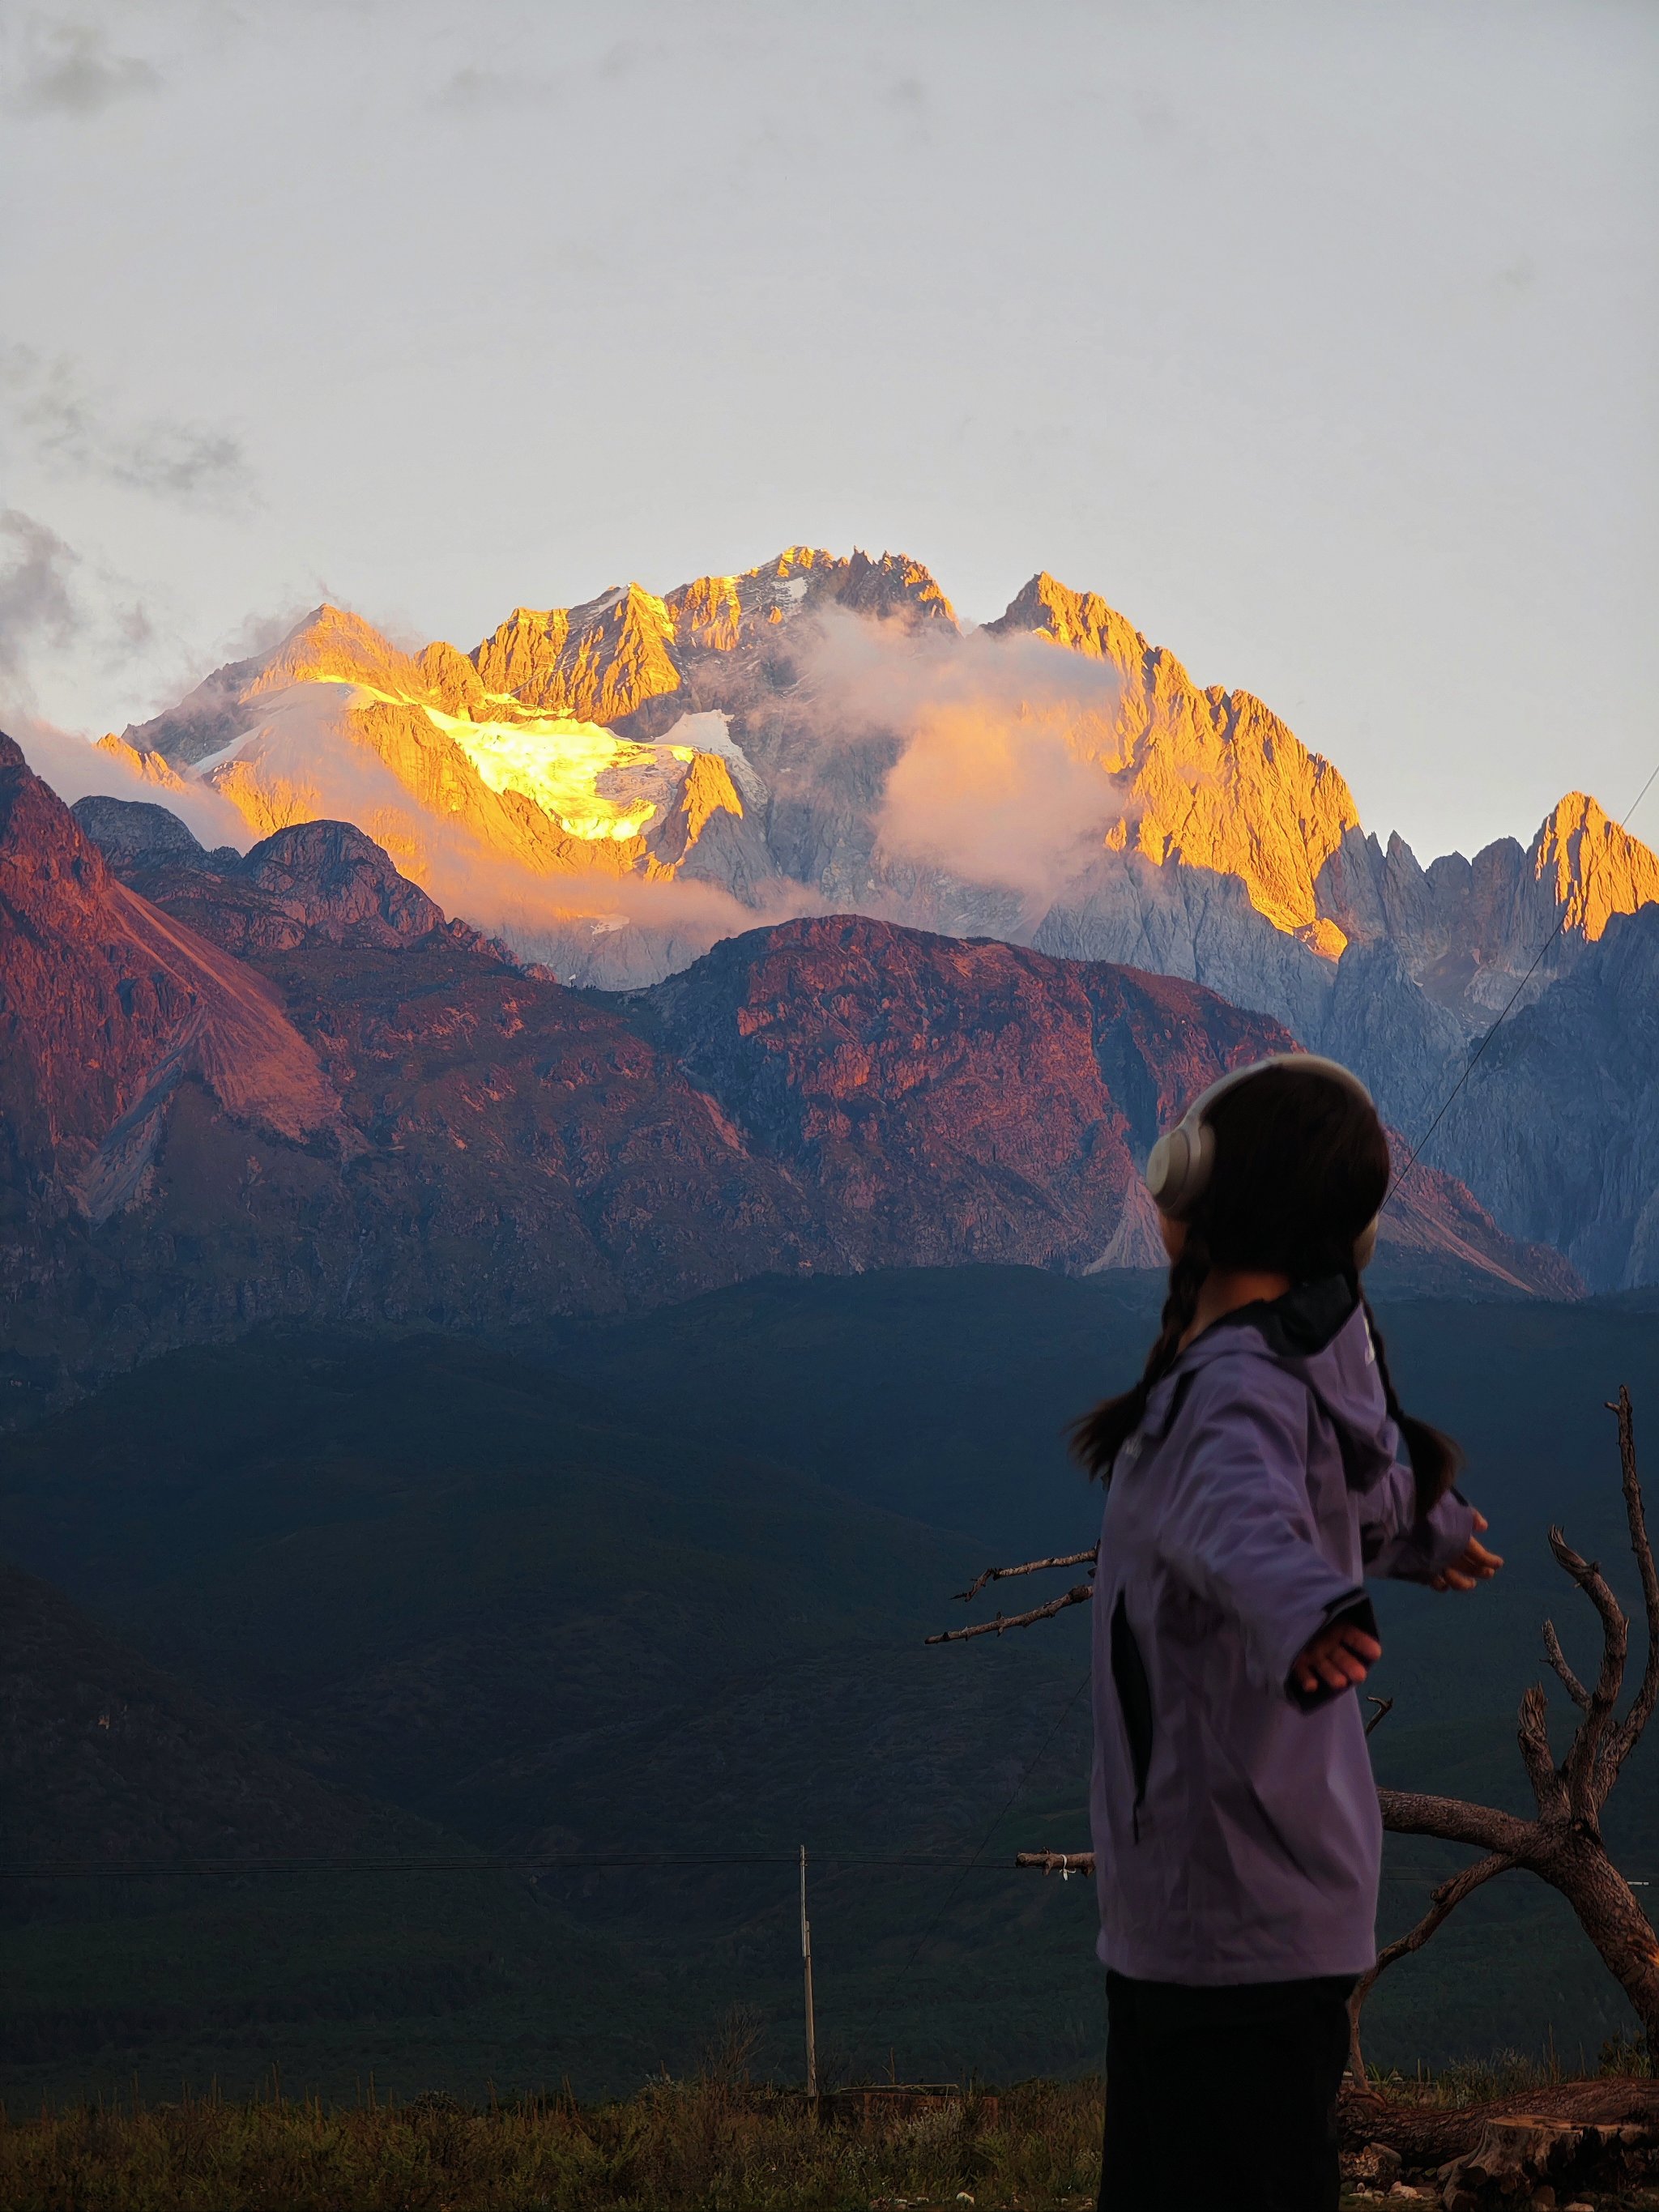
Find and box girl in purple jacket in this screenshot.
[1073,1055,1501,2212]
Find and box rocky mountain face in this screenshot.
[2,743,1569,1417]
[41,547,1659,1284]
[109,545,1652,974]
[0,741,339,1227]
[1402,903,1659,1289]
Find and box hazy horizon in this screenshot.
[3,0,1654,863]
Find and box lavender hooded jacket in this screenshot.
[1089,1278,1478,1984]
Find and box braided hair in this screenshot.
[1070,1062,1461,1516]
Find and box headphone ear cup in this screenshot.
[1144,1129,1179,1208]
[1145,1117,1213,1218]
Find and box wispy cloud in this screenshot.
[433,63,562,111]
[1,345,255,511]
[7,16,160,116]
[0,509,79,700]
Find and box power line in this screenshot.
[0,1849,1073,1882]
[1388,754,1659,1201]
[859,1669,1094,2046]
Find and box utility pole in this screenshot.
[800,1843,817,2099]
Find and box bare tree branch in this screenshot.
[1517,1683,1569,1818]
[925,1582,1094,1645]
[1378,1789,1535,1858]
[953,1549,1098,1605]
[1014,1851,1095,1877]
[1367,1851,1516,1990]
[949,1393,1659,2050]
[1542,1619,1589,1710]
[1606,1387,1659,1781]
[1548,1525,1628,1814]
[1363,1694,1393,1738]
[1348,1851,1517,2083]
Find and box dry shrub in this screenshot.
[0,2076,1107,2211]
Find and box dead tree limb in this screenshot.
[1542,1620,1589,1709]
[953,1549,1098,1605]
[1357,1387,1659,2073]
[1348,1852,1516,2084]
[1607,1387,1659,1781]
[935,1391,1659,2071]
[925,1582,1094,1644]
[1014,1851,1094,1878]
[1364,1695,1394,1737]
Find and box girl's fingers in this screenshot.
[1294,1624,1381,1693]
[1472,1511,1490,1533]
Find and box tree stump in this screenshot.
[1436,2111,1658,2208]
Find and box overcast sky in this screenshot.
[3,0,1654,861]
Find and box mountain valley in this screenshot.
[0,735,1567,1419]
[3,1272,1657,2099]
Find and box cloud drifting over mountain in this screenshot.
[7,713,251,850]
[798,611,1126,903]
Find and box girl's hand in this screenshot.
[1430,1511,1503,1592]
[1292,1620,1382,1697]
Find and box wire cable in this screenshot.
[857,1669,1094,2051]
[0,1848,1071,1882]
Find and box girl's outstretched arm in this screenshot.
[1156,1356,1380,1703]
[1426,1510,1503,1591]
[1361,1464,1490,1586]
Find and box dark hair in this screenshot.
[1070,1063,1461,1516]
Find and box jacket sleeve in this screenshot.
[1361,1464,1480,1583]
[1153,1357,1372,1706]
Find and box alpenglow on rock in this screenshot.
[6,736,1577,1416]
[48,546,1659,1282]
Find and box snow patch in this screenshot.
[190,727,257,775]
[655,710,766,803]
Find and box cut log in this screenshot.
[1339,2078,1659,2173]
[1437,2111,1657,2208]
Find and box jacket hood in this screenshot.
[1140,1276,1398,1492]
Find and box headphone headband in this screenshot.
[1143,1053,1380,1264]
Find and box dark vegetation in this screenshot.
[2,2073,1104,2212]
[3,1265,1658,2108]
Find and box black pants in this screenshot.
[1098,1969,1355,2212]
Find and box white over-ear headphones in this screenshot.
[1143,1053,1381,1268]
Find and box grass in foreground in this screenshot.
[0,2078,1103,2212]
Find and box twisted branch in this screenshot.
[1364,1850,1517,1994]
[1517,1683,1568,1818]
[1606,1387,1659,1780]
[1548,1525,1628,1814]
[953,1549,1098,1605]
[1349,1850,1518,2082]
[1377,1790,1534,1858]
[925,1582,1094,1645]
[1542,1619,1589,1710]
